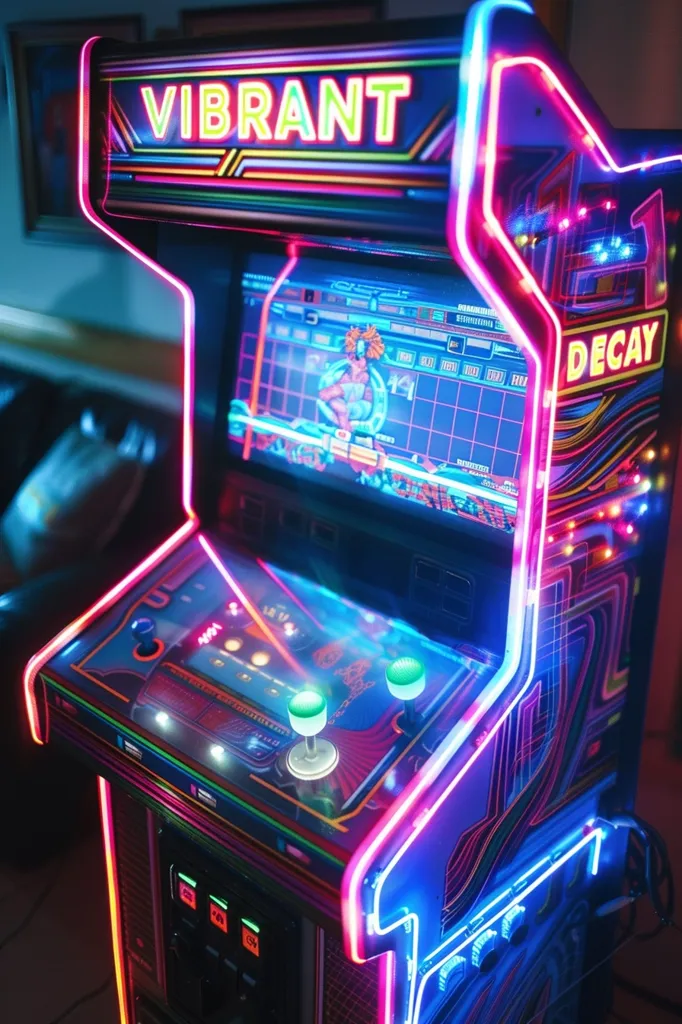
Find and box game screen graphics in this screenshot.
[228,256,528,534]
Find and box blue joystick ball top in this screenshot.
[131,616,157,655]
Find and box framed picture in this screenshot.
[180,0,383,40]
[5,16,143,242]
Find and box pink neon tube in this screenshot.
[23,37,199,744]
[98,777,130,1024]
[198,534,305,675]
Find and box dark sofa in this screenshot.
[0,361,182,865]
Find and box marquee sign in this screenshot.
[92,38,459,237]
[559,311,667,393]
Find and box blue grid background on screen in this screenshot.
[236,327,525,483]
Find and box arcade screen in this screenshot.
[228,255,527,533]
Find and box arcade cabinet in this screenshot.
[24,3,682,1022]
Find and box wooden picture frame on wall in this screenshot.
[5,16,143,243]
[180,0,383,40]
[534,0,573,51]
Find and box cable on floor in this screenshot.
[612,974,682,1019]
[0,862,63,954]
[45,974,112,1024]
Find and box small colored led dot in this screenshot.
[284,621,296,636]
[563,544,574,556]
[626,524,634,535]
[645,448,656,461]
[547,535,554,544]
[251,651,271,667]
[568,520,576,530]
[604,548,613,559]
[224,637,243,652]
[608,503,621,518]
[639,503,649,514]
[605,200,613,210]
[598,251,608,264]
[597,510,605,519]
[622,245,632,258]
[559,217,570,230]
[578,206,587,217]
[633,473,641,484]
[228,601,240,615]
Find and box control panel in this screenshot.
[160,827,300,1023]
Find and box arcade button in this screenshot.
[173,869,199,913]
[385,656,426,733]
[131,616,164,660]
[208,895,229,935]
[286,690,339,781]
[240,918,261,958]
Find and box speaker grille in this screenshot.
[110,788,159,981]
[323,933,378,1024]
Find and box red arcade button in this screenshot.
[174,870,198,912]
[209,895,229,934]
[241,918,260,958]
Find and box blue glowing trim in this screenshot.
[411,825,602,1023]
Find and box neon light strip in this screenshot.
[230,411,518,511]
[198,533,305,676]
[98,777,130,1024]
[22,36,200,745]
[104,58,457,83]
[243,252,298,460]
[503,57,682,176]
[23,520,195,744]
[411,826,603,1022]
[133,175,405,199]
[103,39,455,74]
[78,39,196,521]
[379,950,396,1024]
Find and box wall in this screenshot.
[0,0,470,342]
[570,0,682,130]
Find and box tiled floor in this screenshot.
[0,738,681,1024]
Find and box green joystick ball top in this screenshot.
[385,657,426,702]
[287,689,328,738]
[286,689,338,781]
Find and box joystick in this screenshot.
[131,616,159,657]
[385,656,426,733]
[286,690,339,781]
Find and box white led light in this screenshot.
[155,711,170,727]
[210,744,225,760]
